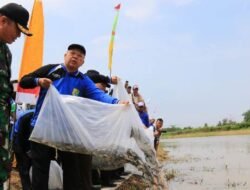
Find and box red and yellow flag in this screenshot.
[108,4,121,72]
[16,0,44,104]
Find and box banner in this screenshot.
[108,4,121,72]
[16,0,44,104]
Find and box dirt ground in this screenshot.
[8,169,22,190]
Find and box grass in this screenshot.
[163,128,250,139]
[165,169,177,181]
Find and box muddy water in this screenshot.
[162,135,250,190]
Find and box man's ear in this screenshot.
[0,15,7,25]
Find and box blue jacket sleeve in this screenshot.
[140,112,150,127]
[82,76,119,104]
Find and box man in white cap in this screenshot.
[137,101,150,128]
[132,85,146,111]
[20,44,128,190]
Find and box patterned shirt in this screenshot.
[0,41,12,186]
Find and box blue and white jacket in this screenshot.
[20,64,119,127]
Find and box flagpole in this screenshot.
[108,3,121,76]
[109,68,112,82]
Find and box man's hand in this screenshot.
[118,100,129,105]
[111,76,119,84]
[38,78,52,88]
[154,130,160,136]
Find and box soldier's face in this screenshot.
[0,16,21,44]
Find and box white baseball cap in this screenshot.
[138,101,144,107]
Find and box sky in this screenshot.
[1,0,250,128]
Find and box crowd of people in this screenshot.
[0,2,164,190]
[124,82,164,151]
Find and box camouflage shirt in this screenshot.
[0,41,12,187]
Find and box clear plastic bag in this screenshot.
[30,81,164,186]
[48,161,63,190]
[29,161,63,190]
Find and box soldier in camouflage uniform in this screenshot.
[0,41,13,190]
[0,3,32,189]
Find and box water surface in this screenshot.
[162,135,250,190]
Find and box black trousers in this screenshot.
[31,142,92,190]
[62,151,92,190]
[14,150,32,190]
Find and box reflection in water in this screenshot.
[162,135,250,190]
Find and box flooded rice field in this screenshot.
[162,135,250,190]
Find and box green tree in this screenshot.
[228,120,236,124]
[242,110,250,122]
[222,118,228,125]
